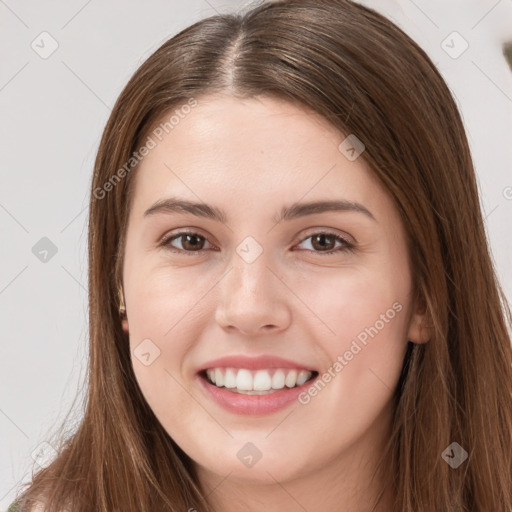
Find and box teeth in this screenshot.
[204,367,314,392]
[253,370,272,391]
[236,369,253,391]
[224,368,237,388]
[214,368,224,387]
[285,369,297,388]
[271,370,286,389]
[296,370,310,386]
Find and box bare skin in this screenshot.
[121,93,430,512]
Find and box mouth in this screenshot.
[199,367,319,394]
[197,367,319,415]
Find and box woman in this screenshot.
[10,0,512,510]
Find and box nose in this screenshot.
[215,249,292,336]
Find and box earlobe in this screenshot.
[118,285,129,334]
[122,317,129,334]
[407,317,431,344]
[407,300,432,344]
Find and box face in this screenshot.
[121,94,428,489]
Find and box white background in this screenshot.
[1,0,511,508]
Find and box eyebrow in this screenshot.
[143,196,376,223]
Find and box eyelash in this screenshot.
[159,230,355,256]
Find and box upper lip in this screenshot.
[197,355,317,373]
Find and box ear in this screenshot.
[407,298,431,344]
[118,284,129,335]
[122,317,129,335]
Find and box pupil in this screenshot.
[313,234,334,251]
[184,234,203,250]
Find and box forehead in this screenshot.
[129,94,387,222]
[144,94,342,162]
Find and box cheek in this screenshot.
[125,253,210,343]
[127,294,203,446]
[123,258,208,424]
[301,263,409,341]
[297,262,410,395]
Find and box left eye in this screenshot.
[161,231,353,255]
[295,232,353,254]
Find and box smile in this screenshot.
[197,367,319,415]
[203,367,316,394]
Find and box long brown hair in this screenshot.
[12,0,512,510]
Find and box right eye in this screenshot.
[160,231,215,254]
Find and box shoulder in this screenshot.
[7,500,71,512]
[7,502,44,512]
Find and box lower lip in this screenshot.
[197,373,318,415]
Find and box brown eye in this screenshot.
[296,232,354,255]
[310,234,337,251]
[163,232,213,253]
[160,230,353,256]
